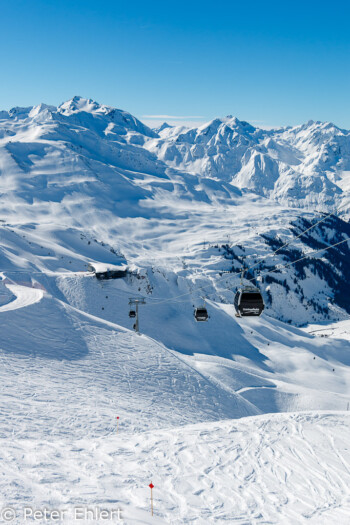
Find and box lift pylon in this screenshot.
[129,298,146,333]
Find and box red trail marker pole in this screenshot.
[117,416,119,434]
[149,483,154,516]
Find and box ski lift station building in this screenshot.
[88,262,129,280]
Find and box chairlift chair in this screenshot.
[129,309,136,318]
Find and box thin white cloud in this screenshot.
[249,120,280,130]
[142,114,205,120]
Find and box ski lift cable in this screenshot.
[146,267,244,305]
[146,234,350,307]
[10,232,343,310]
[2,211,347,311]
[233,235,350,288]
[1,205,348,307]
[9,205,345,285]
[245,204,348,274]
[1,234,348,312]
[147,204,349,306]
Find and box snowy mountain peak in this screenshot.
[153,122,172,133]
[7,106,33,119]
[288,119,344,137]
[55,96,157,137]
[191,116,257,143]
[57,95,103,115]
[28,103,56,119]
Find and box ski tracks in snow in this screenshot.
[1,412,349,524]
[0,281,44,312]
[1,282,350,522]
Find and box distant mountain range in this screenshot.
[1,96,349,213]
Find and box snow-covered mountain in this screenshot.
[146,116,350,210]
[1,97,350,523]
[2,96,350,214]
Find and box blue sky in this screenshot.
[0,0,349,128]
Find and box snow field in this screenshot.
[0,413,349,524]
[0,278,350,523]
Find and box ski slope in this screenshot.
[0,294,244,438]
[306,319,350,342]
[0,224,350,522]
[0,273,350,523]
[1,412,349,524]
[0,282,43,312]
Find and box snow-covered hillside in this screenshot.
[1,275,350,523]
[1,97,350,523]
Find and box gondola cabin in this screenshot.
[194,307,209,322]
[129,309,136,318]
[234,286,264,317]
